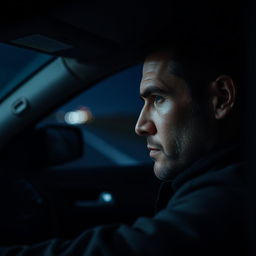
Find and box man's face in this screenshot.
[135,51,213,181]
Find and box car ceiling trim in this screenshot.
[0,58,84,147]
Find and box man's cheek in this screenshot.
[156,101,173,116]
[161,128,175,154]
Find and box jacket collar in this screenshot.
[155,143,243,212]
[171,143,243,192]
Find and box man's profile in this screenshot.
[135,49,239,181]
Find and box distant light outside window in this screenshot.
[0,43,53,102]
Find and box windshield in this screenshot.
[0,43,53,102]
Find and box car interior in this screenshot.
[0,1,164,245]
[0,0,255,254]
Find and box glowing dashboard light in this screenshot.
[102,193,112,202]
[64,108,93,125]
[99,192,114,204]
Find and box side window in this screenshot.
[0,43,52,102]
[40,64,152,168]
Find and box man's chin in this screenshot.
[153,162,171,181]
[153,161,180,181]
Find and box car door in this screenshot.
[0,57,161,244]
[31,63,161,240]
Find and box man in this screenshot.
[0,47,245,255]
[135,49,240,181]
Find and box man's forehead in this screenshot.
[143,51,173,74]
[141,53,173,93]
[141,60,163,86]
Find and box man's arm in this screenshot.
[0,172,245,256]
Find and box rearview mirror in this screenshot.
[36,125,84,167]
[1,125,84,174]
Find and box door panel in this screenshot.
[29,164,160,239]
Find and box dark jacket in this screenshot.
[0,145,246,255]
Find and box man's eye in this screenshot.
[153,95,165,104]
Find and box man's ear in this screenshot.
[210,75,236,120]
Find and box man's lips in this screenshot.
[147,146,159,151]
[147,145,160,157]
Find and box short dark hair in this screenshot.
[166,41,243,104]
[141,1,243,104]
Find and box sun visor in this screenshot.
[0,16,121,61]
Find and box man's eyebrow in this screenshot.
[140,86,168,98]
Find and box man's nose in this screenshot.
[135,110,156,136]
